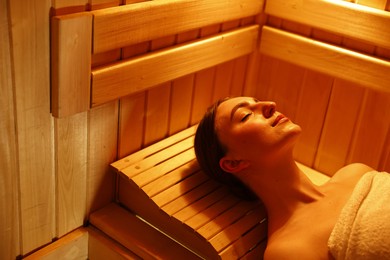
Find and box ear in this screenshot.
[219,157,249,174]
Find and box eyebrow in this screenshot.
[230,101,250,121]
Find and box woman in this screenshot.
[194,96,376,259]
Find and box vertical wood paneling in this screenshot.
[347,89,390,168]
[144,85,171,146]
[87,102,118,215]
[170,75,195,134]
[190,68,215,124]
[55,113,88,237]
[190,25,220,124]
[293,71,333,167]
[0,0,20,258]
[118,93,146,158]
[213,61,234,100]
[143,35,176,146]
[315,80,365,175]
[9,0,55,254]
[168,29,199,135]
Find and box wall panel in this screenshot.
[0,0,20,258]
[9,0,55,254]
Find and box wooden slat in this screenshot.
[185,194,240,230]
[120,136,194,178]
[173,187,229,222]
[86,102,118,215]
[143,160,200,197]
[24,228,88,260]
[51,13,92,117]
[347,89,390,168]
[90,203,199,259]
[9,0,54,253]
[0,0,20,257]
[153,172,210,208]
[113,125,196,171]
[314,80,365,175]
[260,26,390,93]
[293,71,333,168]
[132,148,196,187]
[161,179,220,215]
[219,222,267,259]
[88,227,141,260]
[92,25,259,106]
[92,0,263,53]
[196,201,258,239]
[209,207,265,252]
[265,0,390,49]
[55,112,87,237]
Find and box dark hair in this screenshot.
[194,98,258,201]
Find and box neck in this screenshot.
[241,155,324,224]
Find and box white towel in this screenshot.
[328,171,390,259]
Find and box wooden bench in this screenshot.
[90,125,329,259]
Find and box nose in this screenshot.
[261,101,276,118]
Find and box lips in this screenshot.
[272,114,287,127]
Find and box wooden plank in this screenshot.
[209,207,265,252]
[92,25,259,106]
[293,71,333,167]
[265,0,390,49]
[196,201,258,240]
[113,125,196,171]
[173,187,229,222]
[347,89,390,168]
[86,102,118,215]
[90,203,199,259]
[9,0,55,254]
[170,74,195,135]
[117,93,146,158]
[24,228,88,260]
[51,13,92,117]
[260,26,390,93]
[88,227,141,260]
[92,0,263,53]
[161,180,222,216]
[185,194,240,230]
[55,112,87,237]
[0,0,20,257]
[153,172,210,208]
[219,222,267,259]
[142,160,199,197]
[132,148,196,187]
[356,0,388,9]
[120,136,194,178]
[143,84,171,146]
[51,0,87,15]
[314,80,365,175]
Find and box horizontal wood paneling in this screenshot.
[92,0,264,53]
[260,26,390,93]
[92,25,259,106]
[265,0,390,49]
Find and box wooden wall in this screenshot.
[0,0,389,259]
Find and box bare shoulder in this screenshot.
[330,163,374,185]
[264,240,324,260]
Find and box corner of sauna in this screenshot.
[3,0,390,259]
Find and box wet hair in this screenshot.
[194,98,258,201]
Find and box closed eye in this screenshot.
[241,113,252,122]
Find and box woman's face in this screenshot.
[215,97,302,164]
